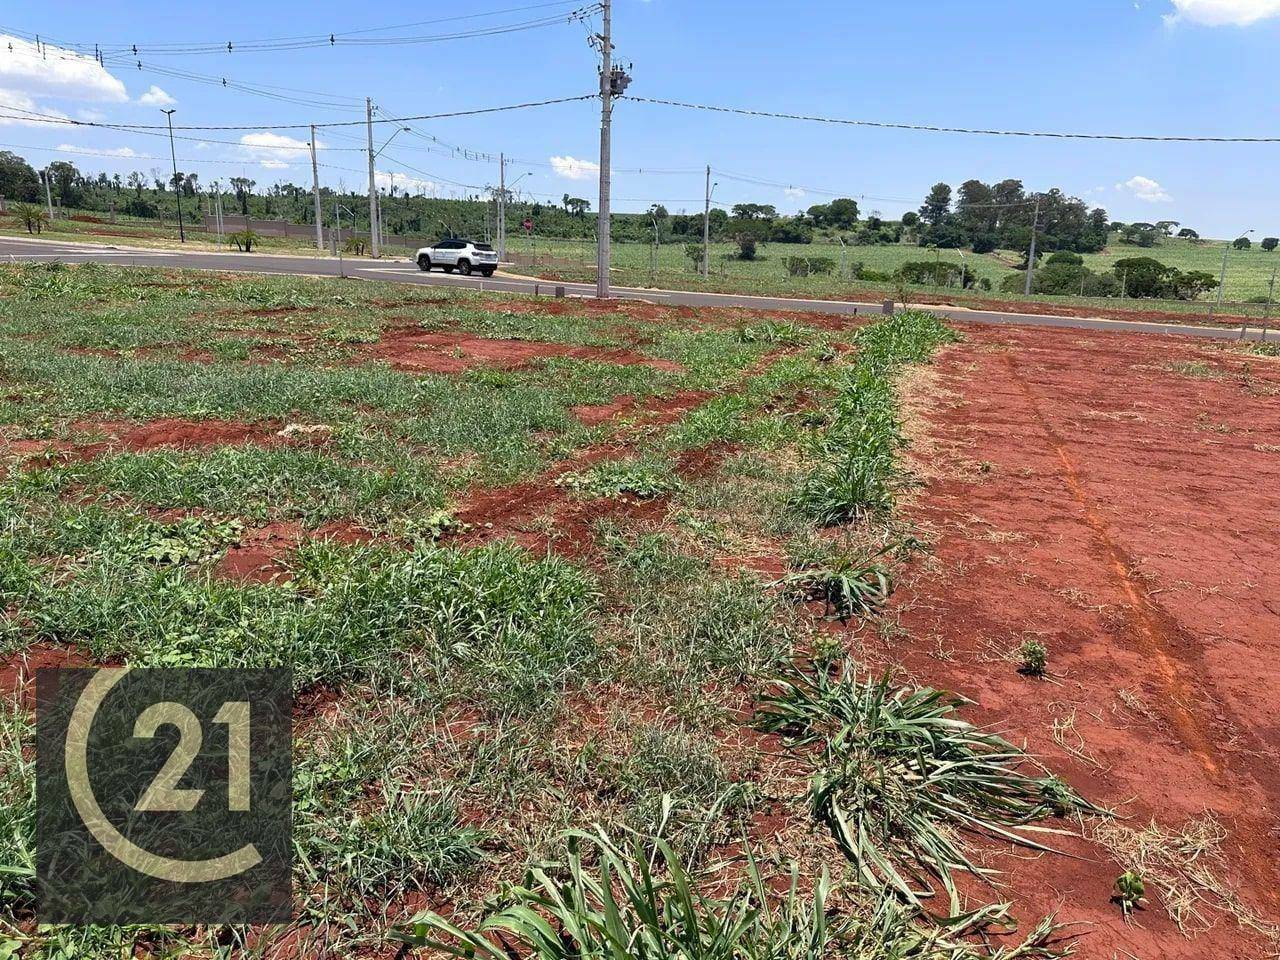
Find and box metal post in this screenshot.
[1263,264,1277,342]
[1023,197,1039,296]
[1211,240,1230,324]
[702,164,711,278]
[335,202,344,278]
[43,169,54,221]
[161,109,185,243]
[498,152,507,263]
[595,0,612,299]
[310,124,324,253]
[366,98,380,258]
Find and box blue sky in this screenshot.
[0,0,1277,238]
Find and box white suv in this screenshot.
[415,239,499,277]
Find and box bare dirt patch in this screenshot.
[894,322,1280,958]
[1,643,90,707]
[369,327,684,374]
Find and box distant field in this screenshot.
[521,234,1277,304]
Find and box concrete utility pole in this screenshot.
[702,164,712,279]
[310,124,324,253]
[366,97,380,258]
[42,169,54,221]
[1023,196,1039,296]
[595,0,613,299]
[161,108,185,243]
[498,152,507,262]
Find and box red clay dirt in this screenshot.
[893,324,1280,958]
[370,327,684,374]
[0,643,90,708]
[1,417,329,463]
[453,390,715,557]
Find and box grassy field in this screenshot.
[521,234,1277,320]
[6,210,1276,321]
[0,262,1134,957]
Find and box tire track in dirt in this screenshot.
[1000,350,1226,782]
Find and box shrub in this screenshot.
[1263,237,1278,252]
[12,202,49,235]
[1019,638,1048,677]
[343,236,367,256]
[895,260,964,287]
[228,229,259,252]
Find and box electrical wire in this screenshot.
[623,95,1280,144]
[0,94,599,132]
[1,5,599,56]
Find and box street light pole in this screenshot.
[161,108,185,243]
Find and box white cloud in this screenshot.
[1165,0,1280,25]
[549,155,599,181]
[376,169,436,195]
[56,143,136,158]
[0,88,63,126]
[1116,175,1172,202]
[137,85,176,107]
[238,131,318,168]
[0,34,128,104]
[784,186,805,200]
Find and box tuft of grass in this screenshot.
[395,825,1077,960]
[778,545,894,622]
[755,662,1098,915]
[1018,639,1048,678]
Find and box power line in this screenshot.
[0,5,599,56]
[623,95,1280,144]
[0,94,599,132]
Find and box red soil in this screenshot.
[213,519,372,584]
[0,643,90,707]
[2,418,329,464]
[894,324,1280,958]
[369,327,685,374]
[453,390,714,557]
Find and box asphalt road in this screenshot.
[3,234,1276,342]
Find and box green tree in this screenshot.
[730,202,776,221]
[918,182,951,226]
[1233,236,1252,250]
[1177,227,1199,240]
[824,197,859,228]
[0,151,40,202]
[1261,237,1278,252]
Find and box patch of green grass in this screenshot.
[558,457,681,499]
[794,311,956,526]
[12,537,597,708]
[295,730,485,903]
[1167,360,1223,379]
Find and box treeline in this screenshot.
[912,179,1109,255]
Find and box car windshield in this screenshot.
[472,242,494,251]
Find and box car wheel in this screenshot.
[480,268,495,277]
[457,259,473,276]
[417,255,432,272]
